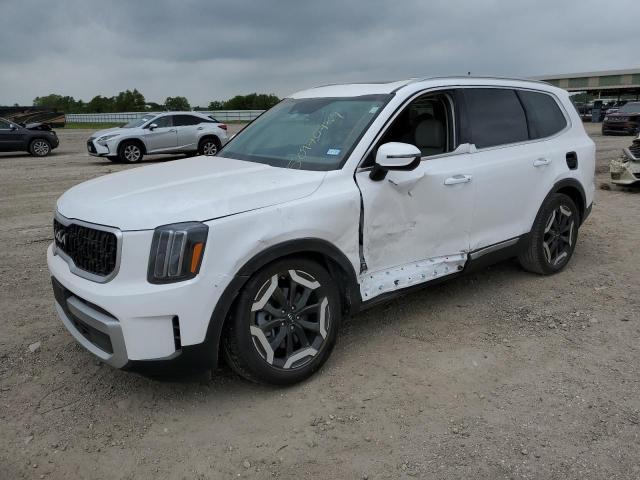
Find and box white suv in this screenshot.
[87,112,228,163]
[49,77,595,384]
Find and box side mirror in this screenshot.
[370,142,421,181]
[9,123,17,130]
[148,123,158,131]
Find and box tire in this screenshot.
[198,137,220,156]
[222,257,341,385]
[118,141,144,163]
[518,193,579,275]
[29,138,51,157]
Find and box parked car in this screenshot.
[602,102,640,135]
[86,112,228,163]
[48,77,595,385]
[0,117,59,156]
[609,134,640,185]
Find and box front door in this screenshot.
[143,115,178,152]
[355,92,474,301]
[0,119,25,151]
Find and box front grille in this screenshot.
[87,139,97,153]
[54,218,118,277]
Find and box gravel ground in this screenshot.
[0,123,639,480]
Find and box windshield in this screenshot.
[619,103,640,113]
[218,95,391,170]
[123,114,156,128]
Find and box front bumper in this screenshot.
[47,230,231,372]
[52,276,129,368]
[610,155,640,185]
[86,138,112,157]
[602,121,640,135]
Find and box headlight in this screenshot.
[147,222,208,284]
[97,134,119,145]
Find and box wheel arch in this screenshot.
[198,134,221,149]
[203,238,361,369]
[118,137,147,155]
[550,178,587,224]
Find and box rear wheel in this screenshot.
[222,258,341,385]
[519,193,579,275]
[198,137,220,156]
[29,138,51,157]
[118,141,143,163]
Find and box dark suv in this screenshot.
[602,102,640,136]
[0,117,59,156]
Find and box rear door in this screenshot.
[174,114,201,150]
[461,88,569,251]
[143,115,178,152]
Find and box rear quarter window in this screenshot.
[517,90,567,139]
[463,88,529,149]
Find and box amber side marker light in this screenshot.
[190,242,204,273]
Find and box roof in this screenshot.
[289,76,558,99]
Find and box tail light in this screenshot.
[218,124,227,131]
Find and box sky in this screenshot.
[1,0,638,106]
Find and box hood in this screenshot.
[91,127,130,138]
[57,157,327,230]
[24,122,53,131]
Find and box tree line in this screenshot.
[31,90,280,113]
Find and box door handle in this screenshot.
[533,157,551,167]
[444,174,472,186]
[168,129,177,133]
[197,126,204,130]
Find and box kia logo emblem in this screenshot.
[55,229,66,246]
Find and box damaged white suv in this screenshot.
[48,77,595,384]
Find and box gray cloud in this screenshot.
[1,0,638,106]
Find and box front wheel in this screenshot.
[118,141,144,163]
[222,258,341,385]
[29,139,51,157]
[519,193,579,275]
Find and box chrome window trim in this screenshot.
[53,211,123,283]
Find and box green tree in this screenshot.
[165,96,191,111]
[33,94,84,112]
[223,93,280,110]
[207,100,224,110]
[114,89,146,112]
[86,95,114,113]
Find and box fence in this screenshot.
[65,110,264,124]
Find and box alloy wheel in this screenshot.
[542,204,575,266]
[249,269,330,370]
[32,140,50,156]
[202,141,218,156]
[124,144,141,162]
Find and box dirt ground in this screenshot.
[1,123,639,480]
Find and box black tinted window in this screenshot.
[0,119,10,128]
[518,91,567,139]
[464,88,528,148]
[174,115,201,126]
[152,115,173,128]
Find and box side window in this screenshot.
[174,115,201,126]
[463,88,528,149]
[517,90,567,139]
[0,119,10,129]
[153,115,173,128]
[375,93,455,159]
